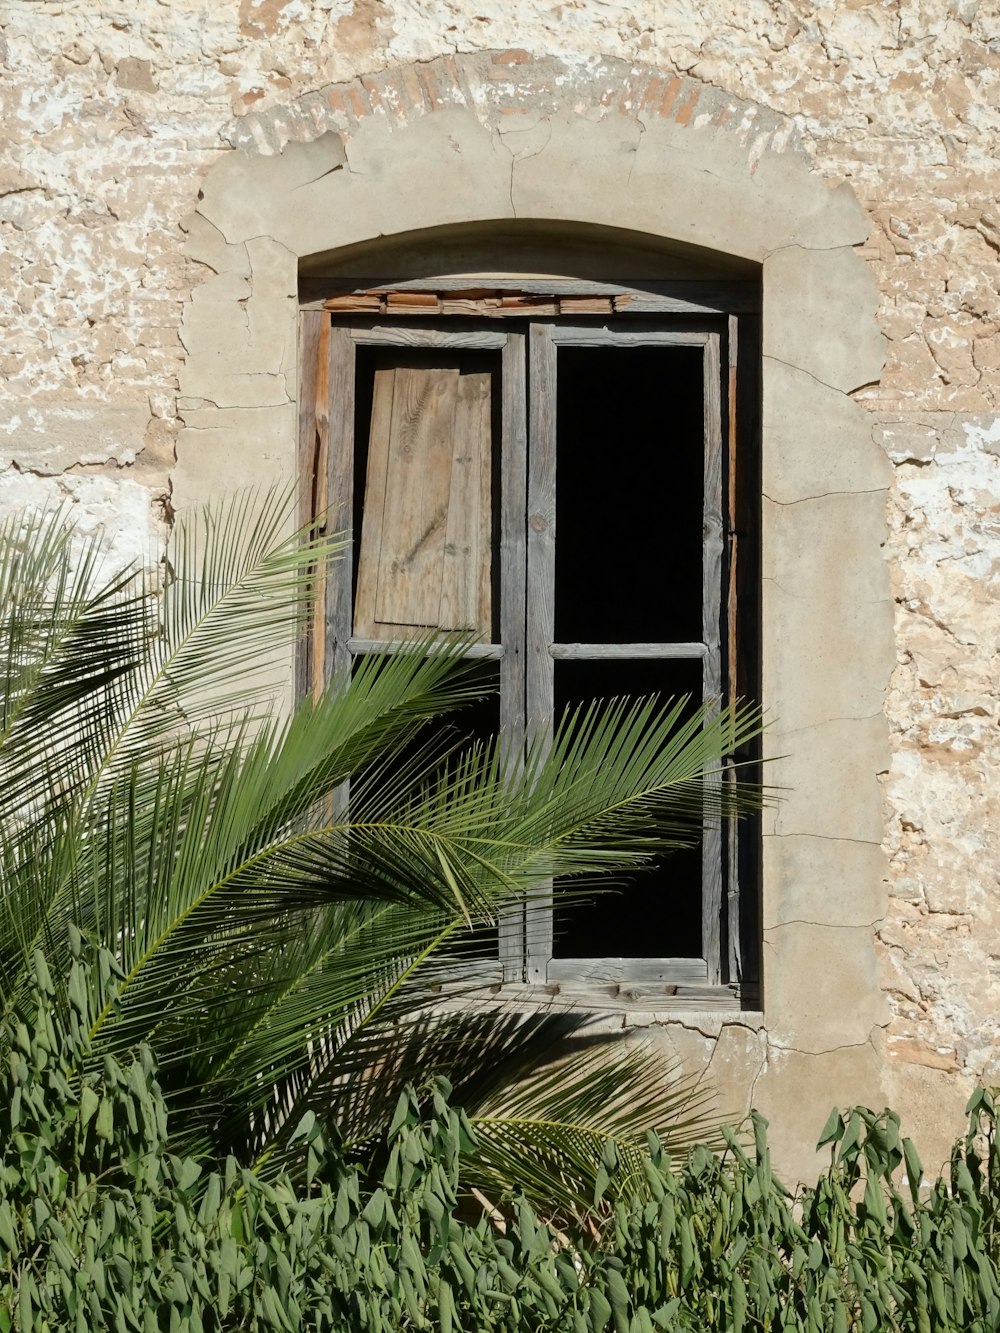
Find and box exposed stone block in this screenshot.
[0,400,151,474]
[763,360,892,503]
[753,1043,887,1187]
[769,715,889,843]
[763,246,886,394]
[763,835,888,931]
[764,921,887,1054]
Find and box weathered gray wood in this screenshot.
[425,961,505,990]
[347,638,503,659]
[602,290,757,315]
[414,972,745,1010]
[297,310,324,702]
[351,326,507,349]
[726,313,742,984]
[547,957,708,984]
[701,332,724,985]
[522,983,744,1011]
[298,311,324,528]
[312,308,748,990]
[440,368,492,634]
[371,363,459,628]
[499,330,528,982]
[353,356,493,639]
[352,359,397,638]
[550,642,708,660]
[525,322,558,983]
[300,276,761,314]
[550,327,709,348]
[325,325,356,690]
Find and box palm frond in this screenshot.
[461,1032,724,1222]
[0,493,768,1209]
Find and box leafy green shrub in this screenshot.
[0,497,760,1209]
[4,944,1000,1332]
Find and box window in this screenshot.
[299,282,760,1005]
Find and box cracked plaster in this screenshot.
[2,6,998,1177]
[165,51,901,1180]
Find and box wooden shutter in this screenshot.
[354,351,492,639]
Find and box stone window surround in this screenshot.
[173,55,893,1068]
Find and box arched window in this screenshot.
[298,235,761,1007]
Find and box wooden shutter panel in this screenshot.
[354,351,492,639]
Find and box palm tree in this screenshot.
[0,493,763,1219]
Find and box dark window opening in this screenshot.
[302,294,759,1000]
[552,657,704,959]
[555,346,704,645]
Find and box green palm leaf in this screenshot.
[0,493,767,1217]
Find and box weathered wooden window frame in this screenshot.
[299,279,759,1012]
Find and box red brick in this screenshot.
[657,75,683,119]
[674,88,701,126]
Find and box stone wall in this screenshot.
[2,0,999,1179]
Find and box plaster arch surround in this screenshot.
[175,54,894,1183]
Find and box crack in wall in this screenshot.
[762,352,858,398]
[766,917,885,932]
[763,486,888,506]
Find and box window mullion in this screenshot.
[319,321,357,822]
[498,330,529,982]
[701,331,724,985]
[297,309,326,702]
[726,313,742,984]
[325,323,356,690]
[525,321,558,984]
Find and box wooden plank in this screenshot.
[298,311,324,528]
[348,638,503,659]
[374,361,458,629]
[526,323,557,744]
[726,313,741,984]
[297,309,324,702]
[550,642,708,660]
[609,292,753,316]
[325,294,384,313]
[325,325,356,690]
[424,975,745,1010]
[735,314,762,991]
[547,957,708,984]
[440,369,492,634]
[301,276,762,314]
[499,294,559,315]
[498,330,528,983]
[440,297,501,317]
[530,983,743,1011]
[525,322,558,984]
[352,359,396,639]
[354,354,494,639]
[551,327,709,348]
[558,296,613,316]
[352,327,507,349]
[386,290,441,310]
[701,332,724,985]
[726,315,739,714]
[310,317,332,703]
[423,960,505,992]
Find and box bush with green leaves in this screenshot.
[0,495,761,1217]
[4,944,1000,1333]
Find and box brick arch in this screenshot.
[174,52,894,1184]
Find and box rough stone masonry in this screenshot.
[1,0,999,1182]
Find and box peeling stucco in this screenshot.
[2,0,999,1182]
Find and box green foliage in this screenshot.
[0,495,764,1216]
[4,948,1000,1332]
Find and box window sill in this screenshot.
[427,969,757,1017]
